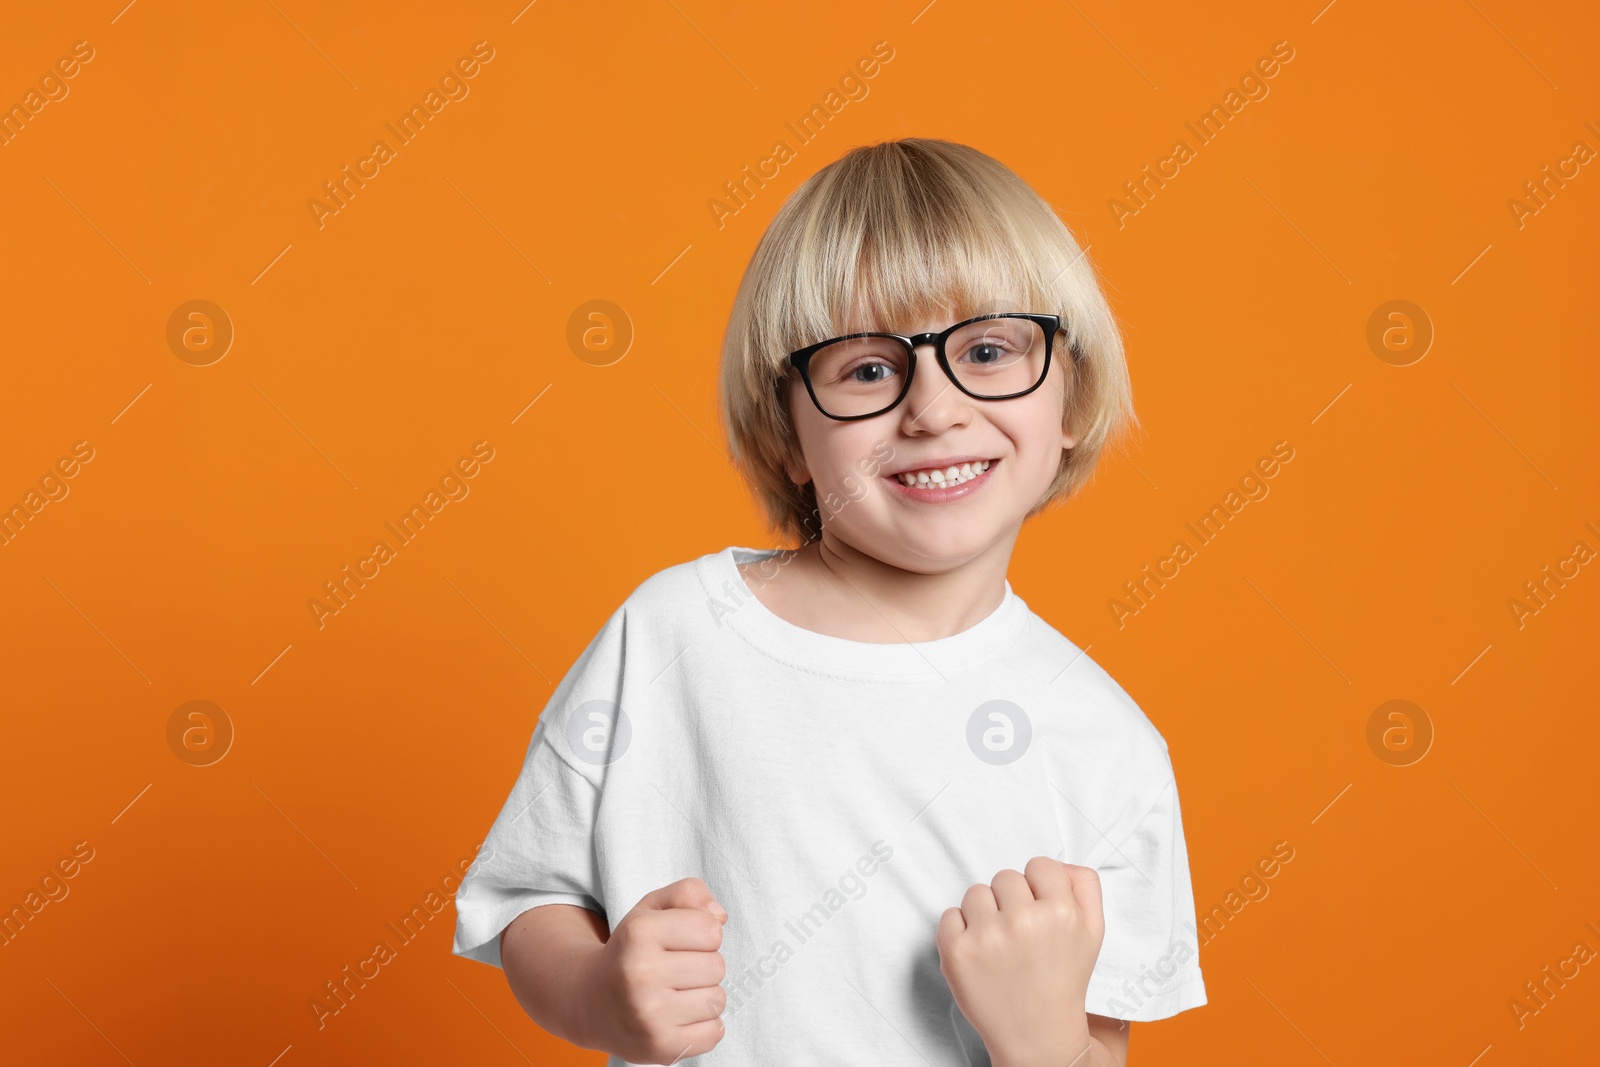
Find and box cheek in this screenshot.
[818,432,890,491]
[789,409,889,494]
[785,400,829,479]
[1001,397,1068,459]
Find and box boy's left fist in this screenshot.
[935,856,1105,1059]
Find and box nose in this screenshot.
[898,342,973,435]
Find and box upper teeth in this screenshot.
[896,460,990,488]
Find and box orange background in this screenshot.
[2,1,1596,1064]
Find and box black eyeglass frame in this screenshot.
[784,312,1070,422]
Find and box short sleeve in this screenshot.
[451,610,626,969]
[1083,743,1208,1021]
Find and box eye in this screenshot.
[809,336,908,392]
[957,339,1020,367]
[847,360,898,384]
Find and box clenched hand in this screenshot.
[578,876,729,1063]
[935,856,1105,1063]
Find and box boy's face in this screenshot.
[784,303,1075,570]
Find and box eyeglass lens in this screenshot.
[806,317,1046,418]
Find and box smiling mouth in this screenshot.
[892,459,993,488]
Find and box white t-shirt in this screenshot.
[453,546,1206,1064]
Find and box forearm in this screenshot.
[499,903,610,1050]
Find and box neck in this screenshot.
[761,526,1018,644]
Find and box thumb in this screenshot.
[642,876,728,922]
[1065,864,1104,938]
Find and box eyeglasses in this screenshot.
[785,312,1068,421]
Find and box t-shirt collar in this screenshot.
[698,545,1030,682]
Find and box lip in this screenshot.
[883,457,998,504]
[884,455,994,477]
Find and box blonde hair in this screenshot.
[718,137,1136,546]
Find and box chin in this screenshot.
[881,525,998,570]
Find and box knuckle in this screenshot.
[706,985,728,1014]
[615,914,645,946]
[616,952,654,993]
[974,925,1006,955]
[990,868,1023,891]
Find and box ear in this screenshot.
[1051,350,1076,453]
[778,388,814,486]
[1061,405,1078,452]
[784,451,813,487]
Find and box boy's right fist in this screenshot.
[581,876,729,1063]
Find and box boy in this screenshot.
[452,137,1206,1065]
